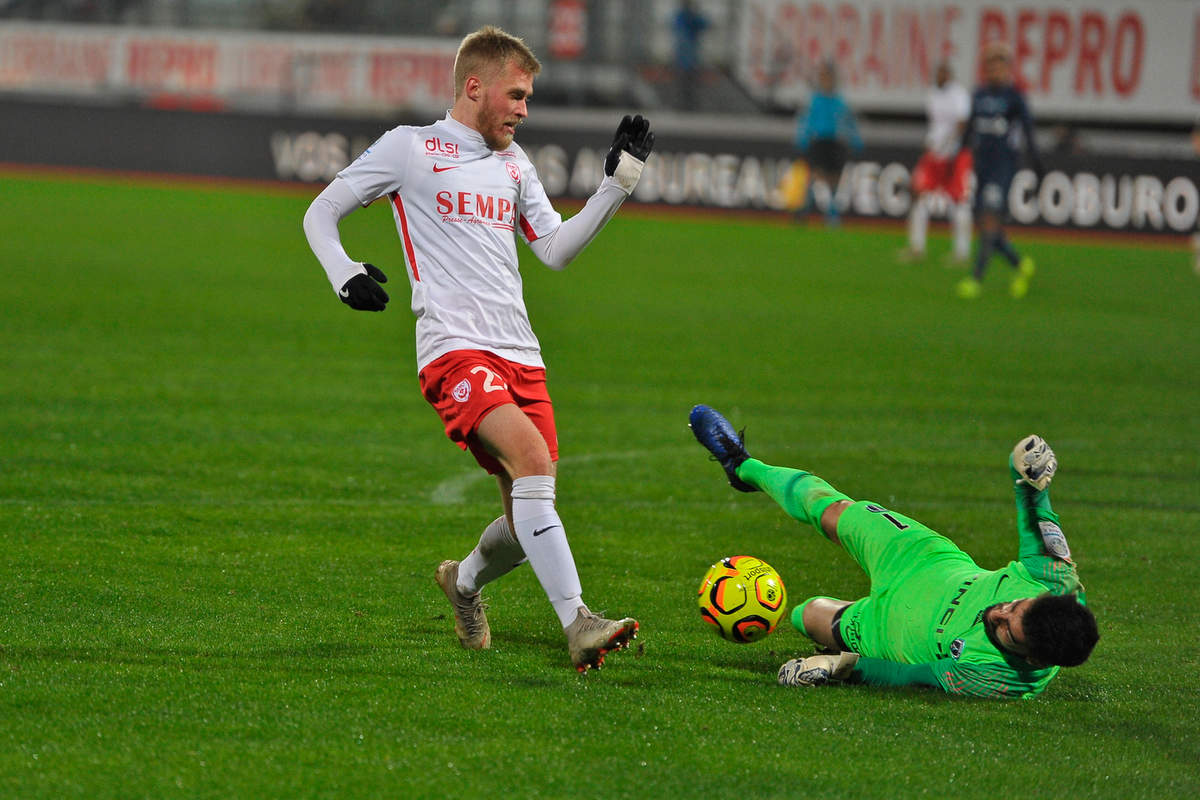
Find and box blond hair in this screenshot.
[982,40,1012,63]
[453,26,542,99]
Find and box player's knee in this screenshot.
[819,500,852,542]
[476,404,554,478]
[794,596,849,649]
[501,434,553,478]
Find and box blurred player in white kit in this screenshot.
[301,25,654,673]
[901,62,973,265]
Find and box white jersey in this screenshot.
[337,114,563,371]
[925,81,971,157]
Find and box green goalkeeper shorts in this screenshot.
[834,500,980,662]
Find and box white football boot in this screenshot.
[564,609,638,673]
[435,560,491,650]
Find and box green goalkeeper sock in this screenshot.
[737,459,853,540]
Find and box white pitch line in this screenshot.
[429,448,668,505]
[430,470,490,506]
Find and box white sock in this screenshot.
[457,515,525,596]
[510,475,584,628]
[952,203,972,261]
[908,195,928,254]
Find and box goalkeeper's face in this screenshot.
[984,598,1033,657]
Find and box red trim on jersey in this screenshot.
[390,191,420,282]
[518,214,538,241]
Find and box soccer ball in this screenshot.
[697,556,787,643]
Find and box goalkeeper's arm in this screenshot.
[778,653,943,690]
[1009,436,1081,595]
[779,655,1041,699]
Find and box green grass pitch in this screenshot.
[1,170,1198,798]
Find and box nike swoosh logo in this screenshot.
[992,574,1010,595]
[432,164,460,173]
[532,525,558,537]
[339,287,350,298]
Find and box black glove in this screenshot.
[339,263,389,311]
[604,114,655,176]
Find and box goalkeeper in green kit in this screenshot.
[689,405,1098,699]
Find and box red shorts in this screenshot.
[418,349,558,475]
[912,150,973,203]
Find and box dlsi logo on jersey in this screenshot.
[424,137,460,159]
[435,191,517,232]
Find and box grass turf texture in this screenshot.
[1,171,1198,798]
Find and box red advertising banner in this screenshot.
[736,0,1200,122]
[1,10,1195,122]
[0,27,116,90]
[126,37,218,92]
[0,23,457,114]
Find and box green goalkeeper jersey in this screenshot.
[836,465,1084,699]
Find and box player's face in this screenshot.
[817,67,834,93]
[984,598,1033,656]
[476,59,533,150]
[935,64,951,88]
[983,56,1011,86]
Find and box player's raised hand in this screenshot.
[604,114,655,176]
[777,652,859,687]
[1012,434,1057,491]
[339,263,389,311]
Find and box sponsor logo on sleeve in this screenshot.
[1038,521,1071,560]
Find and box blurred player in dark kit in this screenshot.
[957,43,1044,299]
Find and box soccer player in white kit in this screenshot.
[902,62,972,264]
[302,26,655,672]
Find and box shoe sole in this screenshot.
[435,560,491,650]
[574,619,639,674]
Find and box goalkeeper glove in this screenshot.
[339,263,389,312]
[777,651,859,687]
[604,114,654,193]
[1011,434,1057,491]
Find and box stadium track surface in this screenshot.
[2,161,1191,252]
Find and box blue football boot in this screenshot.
[689,404,757,492]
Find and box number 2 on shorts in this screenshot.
[470,365,507,393]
